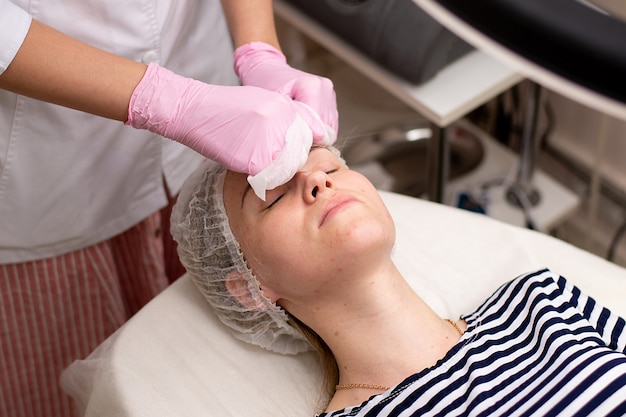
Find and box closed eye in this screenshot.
[266,193,284,210]
[265,168,339,210]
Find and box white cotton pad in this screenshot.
[247,114,312,201]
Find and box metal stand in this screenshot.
[506,82,542,209]
[427,123,449,203]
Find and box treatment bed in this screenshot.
[61,190,626,416]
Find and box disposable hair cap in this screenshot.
[171,159,312,355]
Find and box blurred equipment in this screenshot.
[284,0,473,84]
[413,0,626,120]
[343,119,483,197]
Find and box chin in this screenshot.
[336,217,395,259]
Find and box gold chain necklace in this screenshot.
[335,318,464,392]
[445,318,464,336]
[335,383,390,391]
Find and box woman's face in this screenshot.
[223,147,395,309]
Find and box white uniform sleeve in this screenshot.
[0,0,32,74]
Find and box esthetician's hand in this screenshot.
[234,41,338,145]
[126,62,324,198]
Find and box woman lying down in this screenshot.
[171,146,626,416]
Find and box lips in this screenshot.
[319,194,358,227]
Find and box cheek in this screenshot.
[239,218,303,280]
[319,203,396,271]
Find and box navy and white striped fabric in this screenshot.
[320,269,626,416]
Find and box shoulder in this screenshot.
[469,268,559,312]
[461,268,581,330]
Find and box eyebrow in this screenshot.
[240,147,328,208]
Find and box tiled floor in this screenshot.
[278,24,626,270]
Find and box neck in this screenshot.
[295,263,463,410]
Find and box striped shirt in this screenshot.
[320,269,626,417]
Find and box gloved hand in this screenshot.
[234,42,338,145]
[126,62,325,200]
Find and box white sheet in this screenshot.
[61,191,626,417]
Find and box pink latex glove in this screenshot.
[127,63,326,200]
[234,42,338,145]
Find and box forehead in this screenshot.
[224,170,248,198]
[223,170,248,216]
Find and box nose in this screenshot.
[301,170,333,203]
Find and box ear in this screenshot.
[225,272,276,311]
